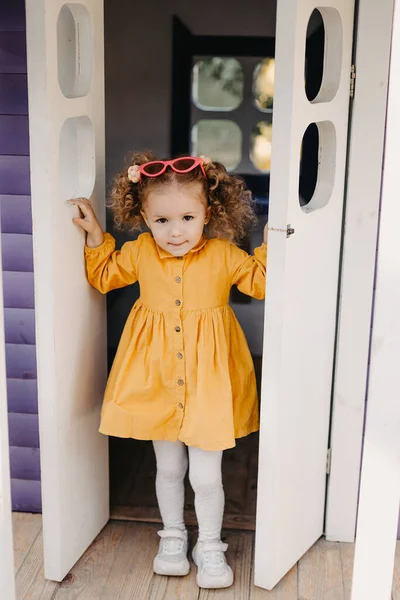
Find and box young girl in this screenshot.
[69,153,267,590]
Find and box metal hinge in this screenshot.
[326,448,332,475]
[350,65,356,98]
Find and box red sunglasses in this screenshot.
[138,156,206,179]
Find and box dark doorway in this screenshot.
[108,13,325,531]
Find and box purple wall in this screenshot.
[0,1,41,512]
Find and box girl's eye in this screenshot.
[156,218,168,224]
[183,215,194,221]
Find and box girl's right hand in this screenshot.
[67,198,105,248]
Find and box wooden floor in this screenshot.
[12,512,400,599]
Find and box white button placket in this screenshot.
[173,257,185,418]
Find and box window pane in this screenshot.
[192,58,244,111]
[253,58,275,111]
[250,121,273,172]
[192,120,242,170]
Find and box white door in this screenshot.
[0,236,16,598]
[255,0,355,590]
[25,0,109,582]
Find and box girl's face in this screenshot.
[141,181,210,257]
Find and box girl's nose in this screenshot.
[170,226,182,237]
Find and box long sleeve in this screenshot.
[229,242,267,300]
[84,232,139,294]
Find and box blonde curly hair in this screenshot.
[108,151,257,243]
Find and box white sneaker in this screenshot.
[153,528,190,576]
[192,540,234,589]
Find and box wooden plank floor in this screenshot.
[12,512,400,600]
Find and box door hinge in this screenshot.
[350,65,356,98]
[326,448,332,475]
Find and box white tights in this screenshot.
[152,440,224,542]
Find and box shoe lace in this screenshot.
[204,550,224,565]
[161,537,184,554]
[202,541,228,566]
[158,529,186,555]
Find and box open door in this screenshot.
[255,0,355,590]
[0,234,15,598]
[25,0,109,582]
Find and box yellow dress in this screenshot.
[85,232,267,451]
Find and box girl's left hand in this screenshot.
[263,222,268,244]
[67,197,105,247]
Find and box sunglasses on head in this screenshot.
[138,156,207,179]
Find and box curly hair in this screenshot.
[108,151,257,243]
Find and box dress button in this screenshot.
[175,299,181,306]
[177,352,183,359]
[177,256,183,260]
[175,276,181,283]
[178,403,184,409]
[178,379,184,386]
[175,326,181,333]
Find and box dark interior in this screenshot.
[107,11,324,530]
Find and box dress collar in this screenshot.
[155,236,208,259]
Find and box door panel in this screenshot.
[25,0,109,582]
[255,0,355,589]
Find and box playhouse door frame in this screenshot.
[325,0,395,542]
[20,0,394,580]
[350,0,400,596]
